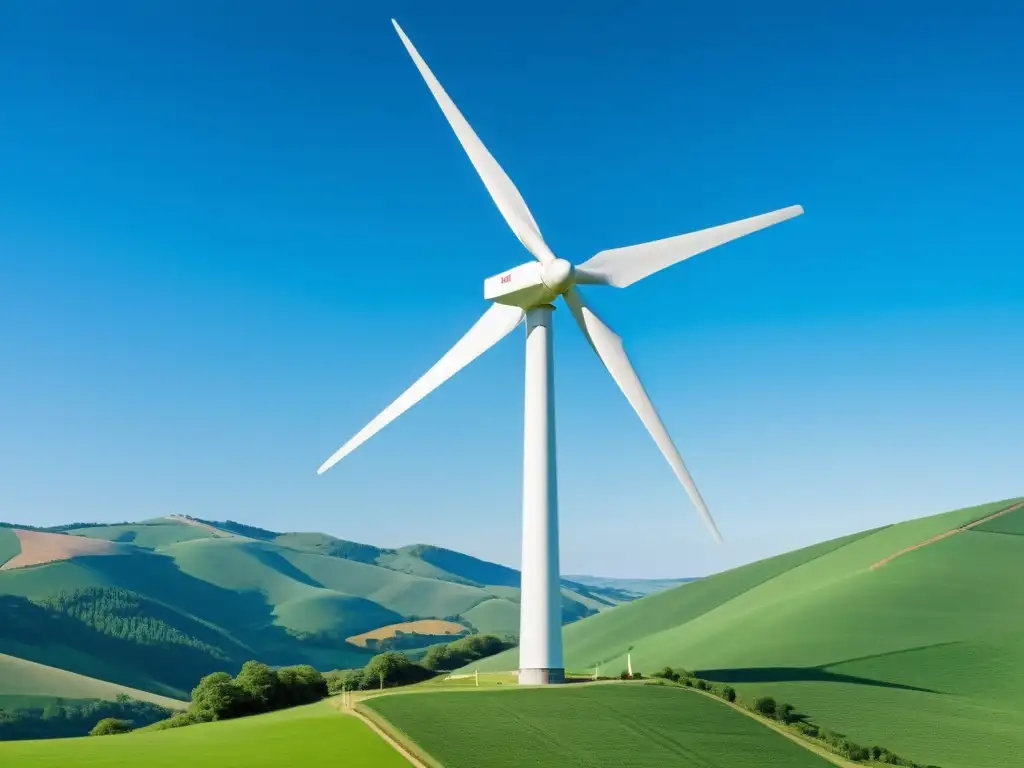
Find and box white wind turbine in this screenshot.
[318,20,804,685]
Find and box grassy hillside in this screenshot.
[0,515,639,706]
[0,653,185,710]
[365,684,835,767]
[0,701,407,767]
[472,497,1024,768]
[0,528,19,568]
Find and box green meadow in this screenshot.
[0,702,407,768]
[365,684,836,767]
[470,499,1024,768]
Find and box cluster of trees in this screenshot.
[421,634,514,671]
[325,633,515,693]
[151,661,329,730]
[648,668,940,767]
[29,587,238,691]
[0,695,171,741]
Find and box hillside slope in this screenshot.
[0,653,185,710]
[471,498,1024,768]
[0,515,651,704]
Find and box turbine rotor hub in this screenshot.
[541,258,576,295]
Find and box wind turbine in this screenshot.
[317,19,804,685]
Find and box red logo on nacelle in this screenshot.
[500,274,511,284]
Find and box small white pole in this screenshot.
[475,669,480,687]
[627,653,633,678]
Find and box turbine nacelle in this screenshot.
[484,258,576,309]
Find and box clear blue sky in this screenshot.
[1,1,1021,577]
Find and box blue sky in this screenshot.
[1,1,1021,577]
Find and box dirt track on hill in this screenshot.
[0,529,118,571]
[870,500,1024,571]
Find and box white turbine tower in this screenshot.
[318,20,804,686]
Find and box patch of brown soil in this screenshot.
[347,619,468,648]
[870,500,1024,571]
[0,529,120,571]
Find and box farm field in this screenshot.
[347,618,468,647]
[365,684,836,767]
[0,702,408,768]
[469,498,1024,768]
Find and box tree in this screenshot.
[364,651,433,688]
[234,661,280,713]
[190,671,249,721]
[720,685,736,703]
[274,665,328,707]
[89,718,132,736]
[753,696,777,717]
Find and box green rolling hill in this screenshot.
[470,497,1024,768]
[0,515,646,706]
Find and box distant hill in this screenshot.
[0,514,637,704]
[563,575,698,597]
[471,497,1024,768]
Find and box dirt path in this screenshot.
[870,500,1024,571]
[334,691,433,768]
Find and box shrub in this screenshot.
[695,678,710,692]
[148,711,210,731]
[796,722,818,737]
[775,702,796,724]
[753,696,777,717]
[89,718,132,736]
[653,666,679,682]
[619,670,630,680]
[632,671,642,679]
[719,685,736,703]
[848,746,870,761]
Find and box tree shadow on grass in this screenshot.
[696,667,937,692]
[698,641,959,693]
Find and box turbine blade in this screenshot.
[318,303,525,474]
[564,287,722,542]
[576,205,804,288]
[392,19,555,264]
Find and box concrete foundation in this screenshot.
[518,668,566,685]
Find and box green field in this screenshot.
[470,498,1024,768]
[0,702,407,767]
[0,527,20,568]
[365,684,835,767]
[0,653,184,710]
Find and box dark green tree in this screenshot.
[234,661,280,713]
[190,671,249,720]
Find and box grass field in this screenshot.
[0,702,408,767]
[365,684,836,767]
[469,498,1024,768]
[0,653,185,709]
[0,527,20,568]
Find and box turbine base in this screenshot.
[518,668,565,685]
